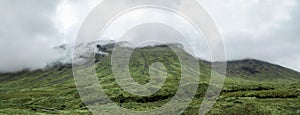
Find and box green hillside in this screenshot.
[0,43,300,114]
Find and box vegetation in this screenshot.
[0,43,300,114]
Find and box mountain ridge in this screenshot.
[1,42,299,82]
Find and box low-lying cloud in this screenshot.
[0,0,65,72]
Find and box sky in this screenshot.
[0,0,299,72]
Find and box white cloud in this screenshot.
[54,0,102,44]
[200,0,297,37]
[200,0,300,71]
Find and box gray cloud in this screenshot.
[0,0,299,72]
[0,0,64,72]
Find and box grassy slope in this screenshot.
[0,44,300,114]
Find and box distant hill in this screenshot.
[225,59,300,81]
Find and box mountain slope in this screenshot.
[225,59,300,81]
[0,43,300,114]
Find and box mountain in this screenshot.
[0,42,300,114]
[225,59,300,81]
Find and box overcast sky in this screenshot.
[0,0,299,72]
